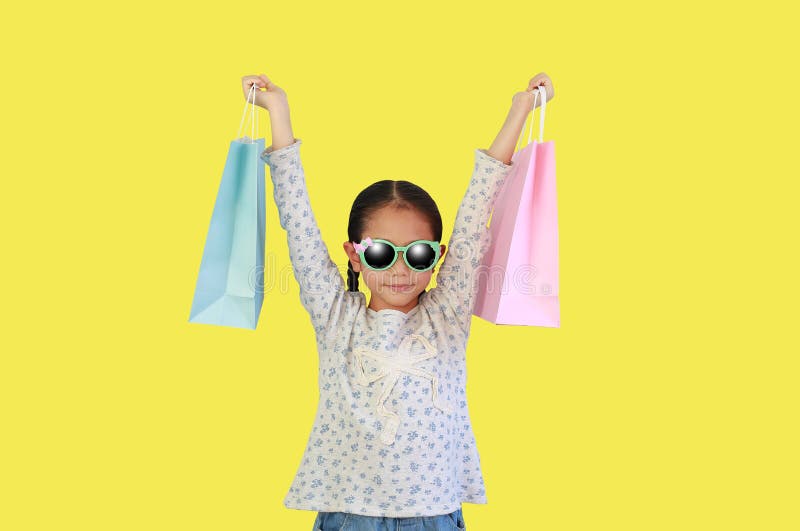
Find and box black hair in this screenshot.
[346,180,442,292]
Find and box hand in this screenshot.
[511,72,555,113]
[241,73,288,112]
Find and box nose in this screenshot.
[390,251,413,275]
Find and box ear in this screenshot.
[343,241,363,273]
[438,244,447,263]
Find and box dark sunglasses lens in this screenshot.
[363,242,395,269]
[406,243,437,270]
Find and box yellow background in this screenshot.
[2,1,797,529]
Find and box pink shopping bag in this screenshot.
[473,86,560,327]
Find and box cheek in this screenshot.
[412,271,434,286]
[360,270,381,289]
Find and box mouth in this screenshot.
[387,284,413,292]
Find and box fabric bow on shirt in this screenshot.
[353,333,453,445]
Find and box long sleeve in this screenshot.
[429,148,514,334]
[260,139,345,337]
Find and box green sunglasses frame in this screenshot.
[354,238,442,272]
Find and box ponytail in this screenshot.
[347,261,360,292]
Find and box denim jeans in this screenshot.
[312,506,466,530]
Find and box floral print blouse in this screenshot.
[261,138,513,517]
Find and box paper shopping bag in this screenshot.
[473,86,560,327]
[189,87,266,329]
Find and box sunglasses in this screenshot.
[353,237,441,272]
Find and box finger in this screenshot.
[242,75,265,89]
[242,79,257,94]
[528,73,550,91]
[527,73,544,86]
[529,79,547,91]
[529,81,551,99]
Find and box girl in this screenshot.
[242,72,554,531]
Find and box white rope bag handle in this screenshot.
[236,84,260,143]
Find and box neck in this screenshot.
[367,291,424,314]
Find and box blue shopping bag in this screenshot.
[189,87,266,329]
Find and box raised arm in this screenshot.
[248,76,345,337]
[429,147,514,334]
[429,74,554,333]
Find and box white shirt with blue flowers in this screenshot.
[261,138,513,517]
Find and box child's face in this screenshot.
[343,206,447,312]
